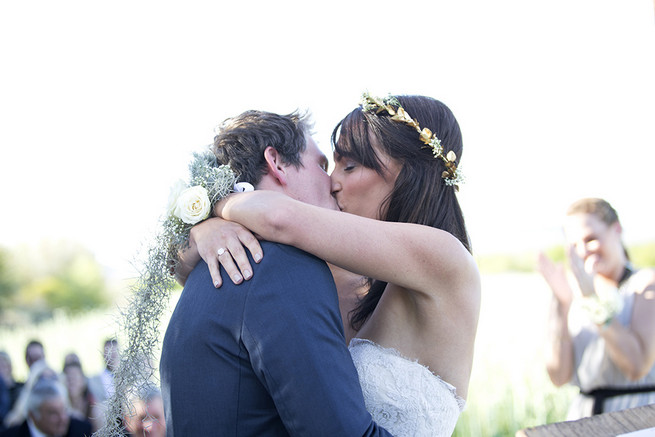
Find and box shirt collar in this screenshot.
[27,418,50,437]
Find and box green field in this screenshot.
[452,273,577,436]
[1,272,579,436]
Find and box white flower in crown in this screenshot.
[173,185,211,224]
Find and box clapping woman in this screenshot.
[537,198,655,418]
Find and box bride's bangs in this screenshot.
[332,108,384,172]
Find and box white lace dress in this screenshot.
[349,338,466,437]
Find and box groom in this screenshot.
[160,110,391,436]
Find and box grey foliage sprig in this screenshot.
[93,150,237,437]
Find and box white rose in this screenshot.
[173,185,211,224]
[166,179,188,217]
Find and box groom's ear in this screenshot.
[263,146,289,187]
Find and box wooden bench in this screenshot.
[516,403,655,436]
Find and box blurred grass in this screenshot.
[3,241,653,436]
[0,282,180,381]
[458,240,654,435]
[453,273,577,436]
[2,273,574,436]
[630,242,655,268]
[476,241,655,274]
[0,308,118,380]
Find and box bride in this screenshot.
[181,94,480,436]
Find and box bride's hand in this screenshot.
[186,217,263,288]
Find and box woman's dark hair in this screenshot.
[211,110,312,185]
[331,95,471,331]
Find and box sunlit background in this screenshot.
[1,3,654,434]
[1,0,654,278]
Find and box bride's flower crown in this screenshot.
[360,92,464,187]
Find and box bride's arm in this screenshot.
[215,191,477,296]
[175,217,263,287]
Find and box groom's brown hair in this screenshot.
[211,110,313,186]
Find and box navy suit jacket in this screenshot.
[160,242,390,436]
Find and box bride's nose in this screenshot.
[330,174,341,196]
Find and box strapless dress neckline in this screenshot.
[349,337,465,437]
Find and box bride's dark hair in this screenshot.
[331,95,472,331]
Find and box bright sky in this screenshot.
[1,0,654,279]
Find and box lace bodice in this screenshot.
[349,338,465,437]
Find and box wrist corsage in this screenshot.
[579,285,623,327]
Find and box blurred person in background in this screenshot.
[123,386,165,437]
[62,354,80,368]
[23,342,44,371]
[61,362,96,432]
[0,377,8,431]
[538,197,655,418]
[88,338,119,432]
[2,361,59,429]
[0,352,23,416]
[88,339,118,404]
[0,378,91,437]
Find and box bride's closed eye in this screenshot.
[340,160,358,172]
[333,152,359,173]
